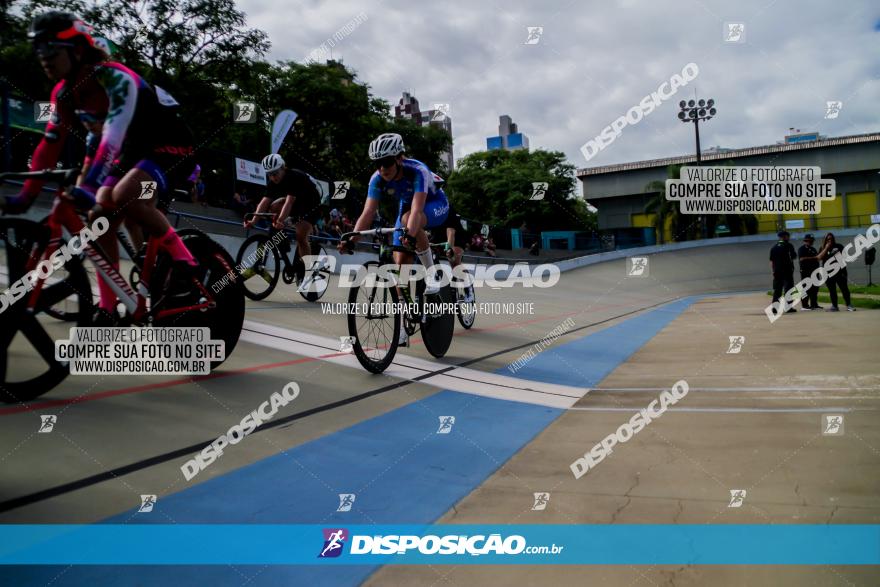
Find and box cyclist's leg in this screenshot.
[112,164,196,267]
[93,182,126,313]
[268,198,291,253]
[124,217,144,251]
[294,220,312,262]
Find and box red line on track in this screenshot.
[1,302,629,416]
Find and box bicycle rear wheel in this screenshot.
[421,284,455,358]
[298,243,331,302]
[455,269,476,329]
[0,219,93,402]
[236,233,280,300]
[152,234,245,370]
[347,261,400,373]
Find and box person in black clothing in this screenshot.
[818,232,855,312]
[245,154,321,264]
[797,234,823,310]
[769,230,798,313]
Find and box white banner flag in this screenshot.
[271,110,298,154]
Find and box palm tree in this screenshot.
[645,161,758,243]
[644,164,694,243]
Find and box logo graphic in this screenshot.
[318,528,348,558]
[234,102,256,123]
[138,494,157,512]
[627,257,649,277]
[724,23,745,43]
[530,182,548,201]
[531,492,550,511]
[139,181,157,200]
[34,101,55,123]
[824,101,843,119]
[337,493,356,512]
[727,336,745,354]
[431,103,450,122]
[332,181,350,200]
[822,414,844,435]
[525,26,544,45]
[728,489,746,508]
[38,414,57,433]
[339,336,355,353]
[437,416,455,434]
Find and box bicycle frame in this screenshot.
[26,196,214,322]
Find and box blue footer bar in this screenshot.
[1,524,878,565]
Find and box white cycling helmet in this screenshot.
[262,154,285,173]
[368,133,405,160]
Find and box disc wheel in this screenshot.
[420,284,455,358]
[235,233,281,300]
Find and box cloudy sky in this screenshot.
[240,0,879,173]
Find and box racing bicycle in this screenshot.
[0,168,245,402]
[340,227,456,373]
[236,212,332,302]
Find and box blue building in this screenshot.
[486,115,530,151]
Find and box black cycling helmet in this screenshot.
[29,11,96,57]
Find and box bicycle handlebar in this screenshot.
[0,168,80,186]
[339,227,403,241]
[244,212,277,221]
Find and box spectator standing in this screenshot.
[819,232,855,312]
[797,234,822,310]
[770,230,797,313]
[193,177,207,206]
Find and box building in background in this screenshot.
[577,132,880,246]
[486,115,530,151]
[393,91,454,172]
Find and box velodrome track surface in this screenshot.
[1,239,878,586]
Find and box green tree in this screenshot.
[446,149,595,232]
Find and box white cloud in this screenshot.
[239,0,880,169]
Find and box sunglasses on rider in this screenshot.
[376,156,398,170]
[33,41,75,58]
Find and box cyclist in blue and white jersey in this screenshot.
[341,133,450,289]
[340,133,450,346]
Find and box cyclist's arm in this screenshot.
[82,65,139,194]
[349,172,383,241]
[244,196,272,227]
[405,164,433,237]
[275,194,295,228]
[351,198,379,237]
[19,82,70,202]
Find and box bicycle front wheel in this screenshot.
[347,261,400,373]
[0,219,93,403]
[236,233,281,300]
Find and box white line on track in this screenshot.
[240,320,588,409]
[566,406,862,413]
